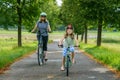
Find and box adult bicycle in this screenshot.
[37,32,45,66]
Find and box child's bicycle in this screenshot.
[58,45,78,76]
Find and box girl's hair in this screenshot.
[64,24,74,39]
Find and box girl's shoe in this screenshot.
[72,59,76,64]
[45,58,48,62]
[60,66,65,71]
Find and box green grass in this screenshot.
[0,30,30,34]
[0,30,53,69]
[0,44,36,69]
[0,38,37,69]
[88,31,120,39]
[80,31,120,71]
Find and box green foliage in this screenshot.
[0,0,61,31]
[61,0,85,34]
[40,0,62,30]
[61,0,120,46]
[0,0,16,30]
[0,0,61,47]
[0,0,43,30]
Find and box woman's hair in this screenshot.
[39,17,47,23]
[64,24,74,39]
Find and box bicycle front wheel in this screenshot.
[38,46,43,66]
[66,56,69,76]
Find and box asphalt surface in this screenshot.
[0,42,119,80]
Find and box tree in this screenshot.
[0,0,60,47]
[79,0,119,46]
[0,0,43,47]
[0,0,16,30]
[16,0,42,47]
[60,0,120,46]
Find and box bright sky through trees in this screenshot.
[56,0,62,6]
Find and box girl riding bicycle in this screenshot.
[59,24,79,71]
[31,12,51,61]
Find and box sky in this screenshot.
[56,0,62,6]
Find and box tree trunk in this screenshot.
[17,0,22,47]
[97,19,102,46]
[76,34,79,40]
[81,32,84,42]
[84,23,87,44]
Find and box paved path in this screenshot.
[0,42,119,80]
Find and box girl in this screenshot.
[31,12,51,61]
[59,24,78,71]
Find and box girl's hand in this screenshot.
[58,37,64,48]
[58,41,62,45]
[76,43,79,47]
[58,42,63,46]
[75,44,80,47]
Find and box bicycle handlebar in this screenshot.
[58,45,63,48]
[58,44,80,48]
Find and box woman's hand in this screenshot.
[74,44,80,47]
[31,30,34,33]
[48,25,51,32]
[31,24,37,33]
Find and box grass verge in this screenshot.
[80,43,120,71]
[0,42,37,70]
[0,38,53,73]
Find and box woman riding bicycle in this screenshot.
[31,12,51,61]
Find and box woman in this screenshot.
[31,12,51,61]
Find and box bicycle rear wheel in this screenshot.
[41,51,45,64]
